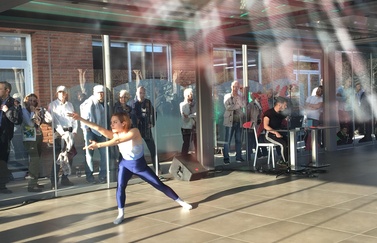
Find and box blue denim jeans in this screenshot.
[83,129,107,180]
[223,122,242,160]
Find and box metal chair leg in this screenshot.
[253,145,258,167]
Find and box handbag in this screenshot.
[66,145,77,160]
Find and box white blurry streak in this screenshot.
[278,40,296,66]
[310,0,351,54]
[335,28,354,51]
[261,0,301,70]
[245,0,258,9]
[259,45,272,66]
[196,4,225,86]
[146,0,183,25]
[317,1,371,91]
[318,0,364,76]
[198,4,221,38]
[316,31,332,51]
[369,95,377,119]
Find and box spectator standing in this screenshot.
[305,86,323,126]
[22,93,52,192]
[180,88,197,156]
[246,92,263,160]
[48,86,78,189]
[113,89,133,163]
[336,78,354,141]
[354,82,372,142]
[223,80,246,164]
[311,78,324,96]
[72,90,87,148]
[80,85,109,184]
[0,81,22,194]
[266,88,274,109]
[213,88,225,142]
[304,86,324,148]
[154,86,167,116]
[132,86,161,174]
[286,84,301,116]
[113,89,132,118]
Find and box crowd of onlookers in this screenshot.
[0,80,198,194]
[219,78,375,166]
[1,77,375,194]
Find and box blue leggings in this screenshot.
[116,156,179,208]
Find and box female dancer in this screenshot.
[68,112,192,225]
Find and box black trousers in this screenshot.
[142,130,160,171]
[0,131,11,188]
[0,131,11,162]
[181,128,197,156]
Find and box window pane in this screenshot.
[213,49,235,84]
[0,36,27,60]
[129,43,168,80]
[0,68,25,98]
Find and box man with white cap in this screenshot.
[80,84,108,184]
[48,85,78,189]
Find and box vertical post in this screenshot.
[102,35,112,185]
[242,45,248,88]
[323,44,337,151]
[151,41,159,175]
[311,129,318,165]
[289,130,298,170]
[196,36,214,170]
[242,45,250,164]
[48,33,58,195]
[258,51,262,85]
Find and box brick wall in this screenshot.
[28,31,94,143]
[171,41,196,87]
[31,31,94,107]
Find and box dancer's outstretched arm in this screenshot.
[68,112,113,139]
[68,112,139,150]
[84,129,138,150]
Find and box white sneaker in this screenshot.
[113,217,124,225]
[181,201,193,210]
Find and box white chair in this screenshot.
[252,123,278,168]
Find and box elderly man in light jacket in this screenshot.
[223,81,246,164]
[180,87,197,157]
[80,85,108,184]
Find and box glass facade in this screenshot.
[0,32,199,202]
[1,28,377,204]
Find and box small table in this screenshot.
[288,126,336,171]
